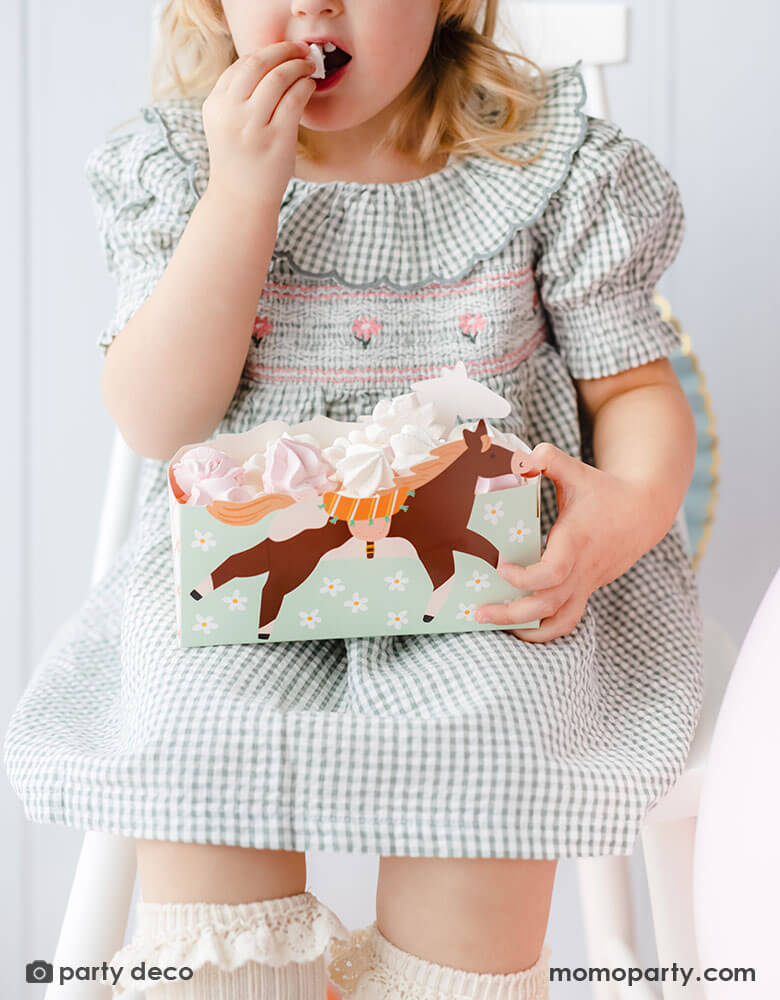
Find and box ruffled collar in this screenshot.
[273,60,587,289]
[142,61,586,289]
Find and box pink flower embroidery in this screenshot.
[252,315,272,347]
[532,290,539,309]
[352,316,381,348]
[459,313,486,343]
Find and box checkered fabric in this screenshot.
[3,62,703,858]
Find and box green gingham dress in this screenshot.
[3,62,704,858]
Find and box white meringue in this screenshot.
[323,430,366,464]
[307,43,326,79]
[389,424,440,473]
[334,443,395,497]
[357,391,447,447]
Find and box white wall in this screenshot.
[3,1,778,997]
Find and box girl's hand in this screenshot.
[474,442,658,643]
[202,40,317,209]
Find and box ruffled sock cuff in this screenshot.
[109,890,351,996]
[328,921,552,999]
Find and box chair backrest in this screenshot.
[495,2,629,119]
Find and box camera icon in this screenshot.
[26,960,54,983]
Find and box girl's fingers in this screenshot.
[270,73,318,128]
[516,441,577,483]
[517,441,583,518]
[226,43,310,102]
[247,58,316,124]
[509,592,588,644]
[475,582,572,627]
[496,518,578,593]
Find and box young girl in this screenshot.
[4,0,704,997]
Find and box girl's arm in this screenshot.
[100,41,317,463]
[474,357,698,642]
[101,186,280,462]
[575,356,697,550]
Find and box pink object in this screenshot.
[474,473,523,494]
[693,566,780,997]
[172,446,249,506]
[262,434,335,499]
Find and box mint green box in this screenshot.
[168,416,541,647]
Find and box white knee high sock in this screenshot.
[327,922,552,1000]
[108,890,351,998]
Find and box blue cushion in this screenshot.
[655,294,719,571]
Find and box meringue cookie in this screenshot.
[189,482,260,505]
[173,446,250,505]
[334,443,395,497]
[323,431,393,469]
[262,433,335,499]
[308,42,326,79]
[241,450,266,488]
[389,424,440,473]
[357,391,447,447]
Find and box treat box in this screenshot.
[167,372,542,647]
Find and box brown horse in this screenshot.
[189,419,522,638]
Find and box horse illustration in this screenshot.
[187,419,528,638]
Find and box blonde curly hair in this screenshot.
[142,0,550,169]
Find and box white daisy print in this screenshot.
[299,609,322,629]
[222,589,247,612]
[192,614,218,634]
[465,569,490,592]
[509,519,532,543]
[483,499,505,525]
[456,603,478,621]
[191,529,217,551]
[344,592,368,613]
[320,576,345,597]
[385,570,409,592]
[387,610,409,630]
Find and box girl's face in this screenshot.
[220,0,441,136]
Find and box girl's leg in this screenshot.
[328,857,557,998]
[108,841,350,998]
[135,839,307,902]
[377,856,557,972]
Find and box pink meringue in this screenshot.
[172,446,253,506]
[262,433,336,499]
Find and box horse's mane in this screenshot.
[392,439,468,490]
[189,439,471,524]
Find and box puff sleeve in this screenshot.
[83,100,209,357]
[529,116,685,379]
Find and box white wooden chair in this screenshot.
[47,5,735,998]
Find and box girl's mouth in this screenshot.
[312,43,352,91]
[314,59,351,91]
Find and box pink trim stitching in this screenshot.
[243,325,546,384]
